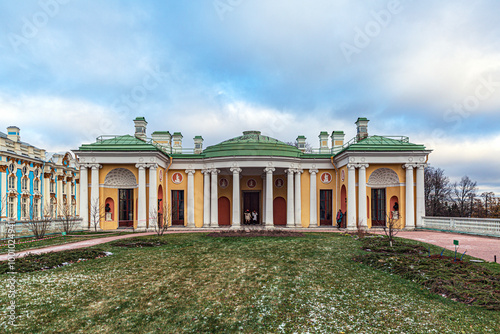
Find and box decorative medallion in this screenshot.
[320,172,332,184]
[219,177,229,189]
[247,178,257,189]
[172,172,183,184]
[341,169,345,182]
[274,178,284,188]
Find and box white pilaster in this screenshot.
[56,175,63,216]
[230,167,242,228]
[262,174,266,222]
[136,163,147,230]
[186,168,195,228]
[79,166,88,229]
[416,164,426,227]
[210,169,219,227]
[405,164,415,229]
[90,164,101,228]
[148,164,158,229]
[202,169,211,227]
[347,164,357,230]
[294,169,302,227]
[358,164,368,229]
[264,167,275,227]
[286,169,295,227]
[309,168,319,228]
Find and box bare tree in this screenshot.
[425,166,451,216]
[149,201,171,236]
[58,200,79,234]
[383,214,401,247]
[27,202,52,239]
[481,192,495,218]
[452,176,477,217]
[89,198,105,232]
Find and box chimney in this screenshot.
[193,136,204,154]
[172,132,183,153]
[355,117,369,141]
[296,135,307,153]
[7,126,20,142]
[319,131,329,153]
[133,117,147,140]
[331,131,345,154]
[151,131,172,153]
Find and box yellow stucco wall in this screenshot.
[301,171,310,227]
[194,170,203,227]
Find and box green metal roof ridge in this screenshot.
[203,131,302,158]
[335,135,426,155]
[78,135,169,155]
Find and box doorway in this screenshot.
[119,189,134,227]
[243,191,260,224]
[371,188,386,227]
[320,190,333,226]
[273,197,286,225]
[218,197,231,225]
[171,190,184,225]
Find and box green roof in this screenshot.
[339,135,426,154]
[134,117,146,121]
[203,131,302,158]
[151,131,171,135]
[78,135,168,154]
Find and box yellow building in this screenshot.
[73,117,431,231]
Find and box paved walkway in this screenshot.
[1,229,499,263]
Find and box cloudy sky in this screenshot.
[0,0,499,192]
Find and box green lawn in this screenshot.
[1,233,499,333]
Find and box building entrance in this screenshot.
[243,191,260,224]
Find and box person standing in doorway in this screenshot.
[252,210,258,225]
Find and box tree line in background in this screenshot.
[425,166,500,218]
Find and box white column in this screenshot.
[347,164,357,230]
[309,168,318,228]
[90,164,101,229]
[230,167,242,228]
[186,168,195,228]
[294,169,302,227]
[56,175,63,216]
[262,174,266,222]
[286,169,295,227]
[149,164,158,229]
[358,164,368,229]
[79,166,88,229]
[136,163,147,229]
[76,179,80,217]
[202,169,211,227]
[43,174,50,214]
[264,167,275,227]
[405,164,415,229]
[210,169,219,227]
[416,164,426,227]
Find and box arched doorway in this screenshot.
[104,168,137,228]
[340,185,347,228]
[218,196,230,226]
[368,168,400,228]
[273,197,286,225]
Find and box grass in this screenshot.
[0,231,130,254]
[0,233,499,333]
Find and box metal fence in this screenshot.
[0,217,84,239]
[420,216,500,237]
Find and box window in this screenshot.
[50,198,57,218]
[8,197,15,219]
[50,181,55,193]
[21,197,28,219]
[8,163,14,174]
[22,166,28,175]
[21,178,28,192]
[33,198,39,219]
[8,176,16,190]
[34,179,39,192]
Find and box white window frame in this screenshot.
[8,175,16,190]
[34,179,39,192]
[21,197,28,219]
[33,198,40,219]
[21,177,28,192]
[8,196,16,219]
